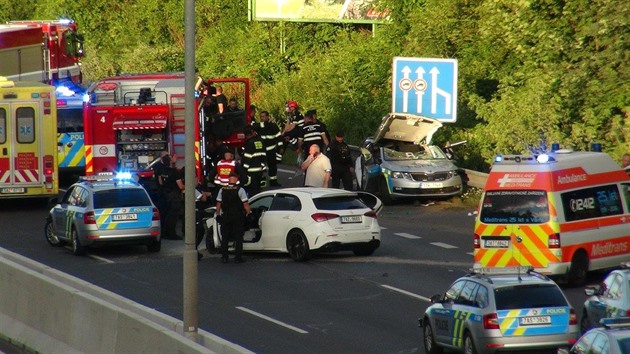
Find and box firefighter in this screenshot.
[240,127,267,197]
[253,110,282,187]
[279,100,304,157]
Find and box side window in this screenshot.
[16,107,35,143]
[622,183,630,213]
[62,186,76,204]
[456,281,479,307]
[590,333,609,354]
[70,187,83,206]
[605,274,622,299]
[561,184,623,221]
[269,194,301,211]
[76,188,89,208]
[250,195,273,211]
[474,284,489,308]
[445,280,466,302]
[573,331,597,354]
[0,108,6,144]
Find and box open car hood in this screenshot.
[372,113,443,145]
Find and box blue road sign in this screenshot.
[392,57,458,122]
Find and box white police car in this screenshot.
[419,267,579,354]
[45,172,161,255]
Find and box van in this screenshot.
[473,148,630,286]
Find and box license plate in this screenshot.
[1,187,25,194]
[421,182,443,189]
[112,213,138,221]
[484,239,510,248]
[519,316,551,326]
[341,215,362,223]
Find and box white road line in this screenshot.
[394,232,422,239]
[88,254,115,263]
[430,242,458,249]
[380,284,431,302]
[466,252,474,256]
[236,306,308,334]
[379,226,387,230]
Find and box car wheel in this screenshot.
[423,320,443,354]
[379,178,394,205]
[568,250,589,287]
[286,229,311,262]
[205,225,217,254]
[580,310,590,335]
[71,228,85,256]
[44,219,64,247]
[352,243,377,256]
[463,331,477,354]
[147,239,161,253]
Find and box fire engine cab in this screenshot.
[84,73,251,183]
[0,20,84,85]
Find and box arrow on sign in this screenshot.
[401,66,412,112]
[415,67,426,114]
[430,67,451,115]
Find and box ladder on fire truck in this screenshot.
[169,94,186,167]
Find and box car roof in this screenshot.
[257,187,359,199]
[464,267,555,288]
[74,180,144,192]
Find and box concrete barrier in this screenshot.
[0,248,253,354]
[461,169,489,189]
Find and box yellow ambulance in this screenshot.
[474,147,630,286]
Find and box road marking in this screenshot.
[64,246,115,263]
[381,284,431,302]
[466,252,474,256]
[394,232,421,239]
[236,306,308,334]
[430,242,458,249]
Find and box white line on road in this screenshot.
[467,252,474,256]
[64,246,115,263]
[236,306,308,334]
[430,242,458,249]
[394,232,422,239]
[380,284,431,302]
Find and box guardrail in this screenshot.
[461,169,489,189]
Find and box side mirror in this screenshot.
[429,294,443,303]
[585,284,603,296]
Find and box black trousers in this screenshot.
[266,151,278,180]
[163,190,182,238]
[245,172,263,196]
[220,220,245,259]
[331,166,353,191]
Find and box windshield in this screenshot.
[494,284,567,310]
[479,190,549,224]
[94,189,152,209]
[383,145,447,161]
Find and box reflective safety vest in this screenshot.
[256,121,281,152]
[214,159,236,185]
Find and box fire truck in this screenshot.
[0,20,85,85]
[0,77,58,199]
[83,73,251,183]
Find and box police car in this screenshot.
[581,264,630,334]
[45,173,161,255]
[560,318,630,354]
[419,267,579,354]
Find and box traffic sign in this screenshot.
[392,57,458,122]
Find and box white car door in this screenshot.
[260,193,302,250]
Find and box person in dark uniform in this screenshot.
[326,130,354,190]
[158,155,183,239]
[215,173,252,263]
[253,110,282,187]
[240,127,267,197]
[297,110,329,161]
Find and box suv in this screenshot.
[45,173,161,255]
[581,264,630,334]
[419,267,579,354]
[560,318,630,354]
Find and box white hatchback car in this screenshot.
[206,188,382,261]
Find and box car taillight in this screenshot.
[570,308,577,325]
[474,234,480,249]
[152,207,160,221]
[311,213,338,222]
[548,233,561,248]
[83,211,96,224]
[364,210,377,218]
[483,313,499,329]
[44,155,54,183]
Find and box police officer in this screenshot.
[326,130,354,190]
[253,110,282,187]
[240,127,267,197]
[215,173,252,263]
[158,155,183,239]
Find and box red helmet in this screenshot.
[287,100,298,109]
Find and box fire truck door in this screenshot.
[1,103,44,188]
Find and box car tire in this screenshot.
[205,225,217,254]
[286,229,311,262]
[352,243,377,256]
[147,239,161,253]
[71,228,85,256]
[44,219,64,247]
[423,319,443,354]
[580,310,590,335]
[463,331,477,354]
[568,250,589,287]
[379,178,394,205]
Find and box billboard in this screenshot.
[250,0,389,24]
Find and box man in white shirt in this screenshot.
[300,144,331,188]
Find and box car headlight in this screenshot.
[391,171,413,180]
[448,170,459,178]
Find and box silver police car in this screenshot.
[45,173,161,255]
[419,267,579,354]
[560,318,630,354]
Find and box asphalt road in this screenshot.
[0,167,601,353]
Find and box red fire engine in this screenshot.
[0,19,84,85]
[83,73,251,182]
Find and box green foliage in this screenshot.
[7,0,629,169]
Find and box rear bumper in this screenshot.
[475,331,578,354]
[79,227,161,246]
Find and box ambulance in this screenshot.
[473,145,630,286]
[0,78,58,199]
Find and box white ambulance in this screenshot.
[473,147,630,286]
